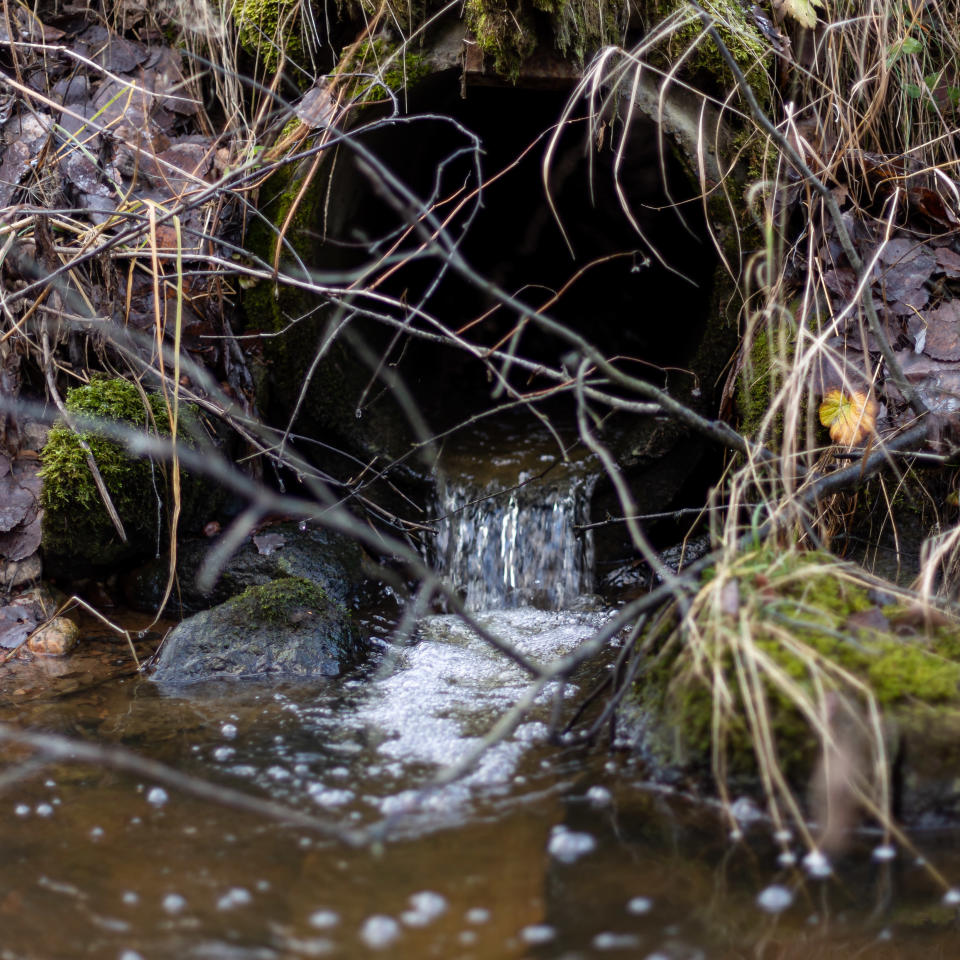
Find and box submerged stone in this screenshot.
[150,577,362,684]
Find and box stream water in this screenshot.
[3,425,960,959]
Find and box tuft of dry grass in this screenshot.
[555,0,960,865]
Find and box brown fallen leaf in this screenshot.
[819,389,878,445]
[253,532,286,556]
[888,604,953,633]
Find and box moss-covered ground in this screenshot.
[232,0,303,74]
[638,547,960,788]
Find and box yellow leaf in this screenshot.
[775,0,824,29]
[819,390,878,446]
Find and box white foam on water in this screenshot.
[350,607,608,809]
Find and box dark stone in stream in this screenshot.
[124,520,373,615]
[150,576,363,684]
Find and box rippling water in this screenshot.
[3,606,960,959]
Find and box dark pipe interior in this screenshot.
[316,74,719,430]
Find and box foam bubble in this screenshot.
[359,915,400,949]
[757,885,794,914]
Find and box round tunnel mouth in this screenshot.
[311,72,723,433]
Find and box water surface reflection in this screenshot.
[3,656,960,960]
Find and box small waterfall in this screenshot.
[433,462,597,611]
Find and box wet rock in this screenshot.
[150,577,362,684]
[26,616,79,657]
[125,520,372,615]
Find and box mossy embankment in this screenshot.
[627,546,960,822]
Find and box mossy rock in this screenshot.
[335,37,431,103]
[465,0,628,80]
[643,0,773,109]
[621,547,960,824]
[735,319,797,444]
[150,576,363,683]
[38,379,215,576]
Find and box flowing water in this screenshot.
[431,420,597,610]
[3,425,960,959]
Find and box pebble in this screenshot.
[308,909,339,930]
[146,787,168,807]
[586,785,613,807]
[594,932,640,950]
[162,894,187,915]
[216,888,252,910]
[626,896,653,915]
[401,891,447,927]
[803,850,832,878]
[520,925,555,944]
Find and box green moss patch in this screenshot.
[337,38,430,102]
[232,0,303,73]
[646,0,772,109]
[228,576,338,626]
[465,0,628,80]
[39,379,209,574]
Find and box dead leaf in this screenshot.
[909,185,960,227]
[774,0,823,28]
[935,246,960,278]
[921,300,960,361]
[819,389,878,445]
[79,25,147,74]
[874,241,933,307]
[0,474,35,532]
[0,140,31,208]
[845,607,889,634]
[889,604,953,633]
[295,84,339,129]
[822,267,856,299]
[0,512,42,562]
[253,533,286,556]
[0,604,39,649]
